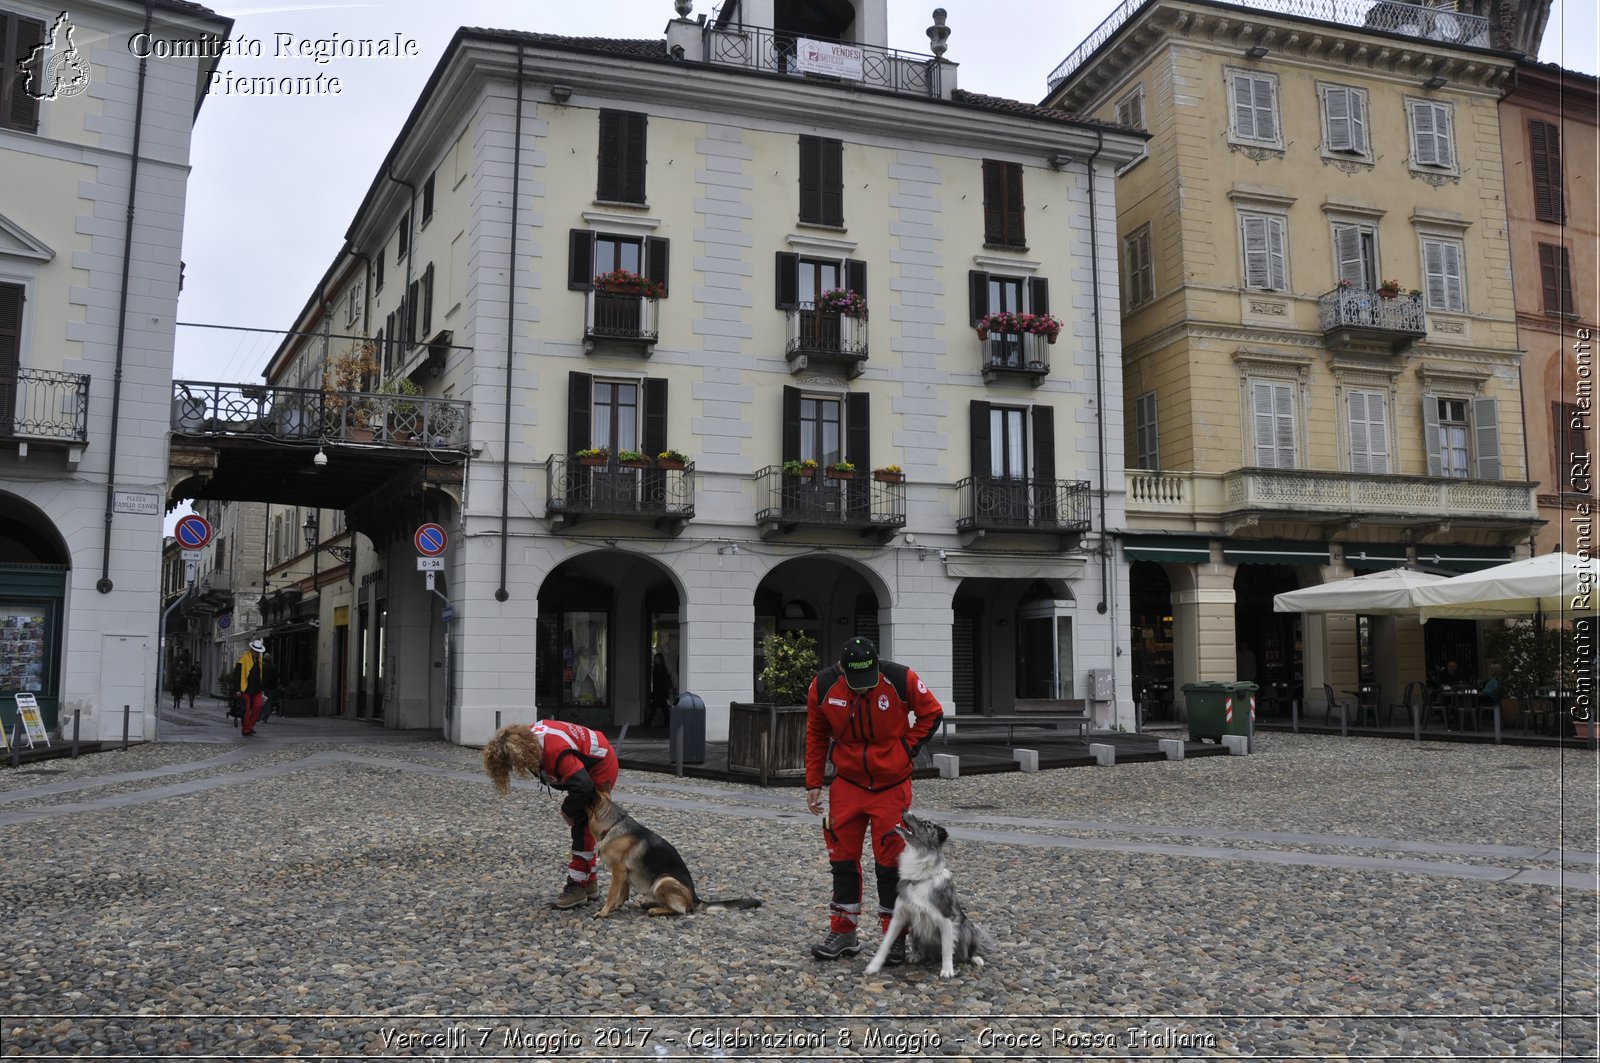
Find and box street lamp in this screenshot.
[302,511,353,563]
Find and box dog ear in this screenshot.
[933,822,948,846]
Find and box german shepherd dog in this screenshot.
[577,791,762,918]
[864,813,993,977]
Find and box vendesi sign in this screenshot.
[113,491,160,515]
[795,37,863,79]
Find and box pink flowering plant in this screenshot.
[977,310,1063,340]
[593,268,666,299]
[814,288,868,318]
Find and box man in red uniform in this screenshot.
[804,635,943,963]
[483,719,620,909]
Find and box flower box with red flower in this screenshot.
[593,269,666,300]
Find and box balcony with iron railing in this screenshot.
[171,381,470,450]
[706,21,943,98]
[545,455,696,533]
[0,367,90,445]
[754,465,905,541]
[584,290,660,354]
[1124,467,1539,530]
[1318,286,1427,353]
[956,475,1092,537]
[1048,0,1492,90]
[786,303,868,377]
[978,332,1052,386]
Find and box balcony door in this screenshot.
[987,276,1025,368]
[0,283,20,433]
[971,401,1056,528]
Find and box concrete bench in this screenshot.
[937,700,1091,745]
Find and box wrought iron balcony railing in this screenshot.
[956,474,1092,532]
[754,465,906,532]
[786,304,868,376]
[546,455,696,528]
[1048,0,1491,90]
[171,380,470,449]
[585,289,660,350]
[979,332,1052,384]
[707,22,942,97]
[1318,286,1427,347]
[0,367,90,442]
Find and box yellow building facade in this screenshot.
[1047,0,1539,718]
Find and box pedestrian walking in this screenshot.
[803,635,943,965]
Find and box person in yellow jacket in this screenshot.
[237,639,268,737]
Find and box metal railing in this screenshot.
[707,22,941,97]
[754,465,906,528]
[956,475,1092,532]
[980,332,1052,378]
[1048,0,1491,90]
[786,304,868,363]
[546,455,696,522]
[586,290,660,344]
[171,380,470,449]
[1224,467,1538,518]
[1318,286,1427,335]
[0,368,90,442]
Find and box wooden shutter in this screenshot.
[6,15,43,134]
[1530,120,1565,223]
[845,259,867,302]
[1031,405,1055,483]
[1334,225,1365,288]
[846,392,871,469]
[1411,101,1436,165]
[622,112,647,203]
[821,138,843,227]
[1348,391,1389,475]
[646,237,670,296]
[1135,392,1159,470]
[0,283,22,426]
[1540,243,1573,315]
[1472,397,1501,480]
[1242,215,1270,289]
[375,251,384,292]
[1028,276,1050,316]
[1232,74,1254,139]
[1252,381,1294,468]
[405,278,420,346]
[1424,241,1463,311]
[782,386,801,462]
[1266,217,1286,290]
[421,263,434,336]
[568,229,595,290]
[642,378,668,455]
[968,270,990,324]
[1325,87,1358,152]
[969,400,991,479]
[597,111,645,202]
[982,160,1004,244]
[1440,242,1463,310]
[1422,394,1443,477]
[1251,76,1276,141]
[1347,89,1367,154]
[798,135,821,223]
[1004,162,1024,245]
[568,372,593,456]
[775,252,798,310]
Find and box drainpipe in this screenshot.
[496,45,525,603]
[1083,127,1118,717]
[96,0,155,594]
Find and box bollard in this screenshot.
[9,718,19,767]
[672,719,684,777]
[1221,734,1249,755]
[72,711,80,759]
[1339,701,1349,739]
[1291,698,1300,735]
[759,732,770,789]
[1492,703,1502,745]
[1412,700,1422,743]
[495,711,501,730]
[1012,749,1039,773]
[1087,742,1115,766]
[931,753,960,778]
[1158,738,1185,761]
[1247,700,1256,755]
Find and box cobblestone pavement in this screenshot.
[0,702,1595,1059]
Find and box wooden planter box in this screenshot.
[873,471,904,483]
[657,459,685,470]
[825,468,856,480]
[576,455,607,466]
[728,702,809,779]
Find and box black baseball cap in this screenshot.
[841,636,880,690]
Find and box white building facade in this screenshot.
[0,0,229,742]
[206,1,1144,744]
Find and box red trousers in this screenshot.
[240,693,264,735]
[565,753,619,884]
[822,777,910,934]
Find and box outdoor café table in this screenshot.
[1522,691,1570,736]
[1343,685,1382,726]
[1435,687,1487,731]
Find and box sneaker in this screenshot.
[552,878,591,909]
[811,930,861,961]
[885,933,908,967]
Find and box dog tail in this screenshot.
[482,724,543,794]
[698,897,763,911]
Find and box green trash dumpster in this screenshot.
[1182,681,1258,743]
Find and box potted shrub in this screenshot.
[730,630,820,779]
[656,449,689,469]
[618,449,649,468]
[323,342,381,437]
[873,464,905,483]
[1377,278,1404,299]
[1485,621,1574,728]
[593,268,666,300]
[825,460,856,480]
[814,288,867,318]
[575,447,609,467]
[782,458,818,477]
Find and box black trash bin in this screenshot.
[670,692,706,765]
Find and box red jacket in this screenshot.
[804,660,943,792]
[528,720,616,788]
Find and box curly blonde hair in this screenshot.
[481,724,544,794]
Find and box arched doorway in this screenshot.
[535,551,683,729]
[952,577,1075,714]
[0,493,69,733]
[753,556,886,690]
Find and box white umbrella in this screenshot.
[1412,551,1600,620]
[1273,566,1453,615]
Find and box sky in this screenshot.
[170,0,1597,387]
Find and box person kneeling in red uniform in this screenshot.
[804,636,943,964]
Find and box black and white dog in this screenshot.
[864,813,993,977]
